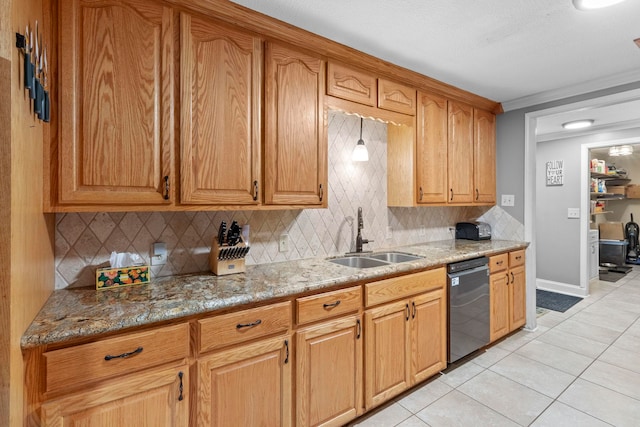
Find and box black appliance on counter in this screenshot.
[455,221,491,241]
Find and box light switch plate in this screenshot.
[501,194,515,207]
[568,208,580,219]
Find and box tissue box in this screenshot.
[96,265,150,290]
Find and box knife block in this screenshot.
[210,239,248,276]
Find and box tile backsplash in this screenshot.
[55,111,524,289]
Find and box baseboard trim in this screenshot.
[536,278,588,298]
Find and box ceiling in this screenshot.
[229,0,640,110]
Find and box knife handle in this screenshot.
[24,52,32,90]
[43,91,50,123]
[35,79,43,116]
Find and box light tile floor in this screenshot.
[349,269,640,426]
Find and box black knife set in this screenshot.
[16,21,50,123]
[209,221,250,276]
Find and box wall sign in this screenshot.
[546,160,564,186]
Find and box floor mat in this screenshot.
[599,270,626,282]
[536,289,583,313]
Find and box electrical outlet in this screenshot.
[386,226,393,240]
[279,234,289,252]
[151,242,167,266]
[501,194,515,207]
[567,208,580,219]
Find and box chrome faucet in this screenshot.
[355,207,373,253]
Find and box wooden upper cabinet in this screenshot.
[474,109,497,204]
[326,62,376,106]
[58,0,174,205]
[264,42,327,206]
[180,14,262,205]
[447,101,474,204]
[416,92,448,204]
[377,79,416,116]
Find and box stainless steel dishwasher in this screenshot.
[447,256,490,363]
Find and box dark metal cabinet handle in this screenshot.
[356,319,361,339]
[412,301,416,319]
[511,272,515,284]
[284,340,289,364]
[319,184,324,202]
[476,189,479,200]
[178,371,184,401]
[496,260,504,265]
[419,186,423,201]
[323,300,341,309]
[104,346,143,361]
[236,319,262,329]
[163,176,170,200]
[450,189,454,201]
[515,255,522,260]
[506,273,510,285]
[405,303,410,321]
[253,180,259,201]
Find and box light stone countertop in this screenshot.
[21,239,528,349]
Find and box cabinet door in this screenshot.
[410,289,447,384]
[41,365,188,426]
[364,300,410,409]
[198,335,292,427]
[296,316,362,427]
[416,92,448,204]
[264,42,327,206]
[509,265,526,331]
[473,109,496,204]
[326,62,376,106]
[58,0,173,205]
[447,101,474,204]
[180,14,261,205]
[490,272,510,342]
[378,79,416,115]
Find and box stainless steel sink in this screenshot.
[328,256,390,268]
[367,252,423,263]
[328,251,423,269]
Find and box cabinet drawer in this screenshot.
[327,62,376,106]
[509,250,525,268]
[378,78,416,115]
[296,285,362,325]
[365,268,445,307]
[199,301,291,353]
[489,253,509,274]
[44,323,189,393]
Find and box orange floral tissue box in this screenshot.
[96,265,150,290]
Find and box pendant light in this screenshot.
[352,117,369,162]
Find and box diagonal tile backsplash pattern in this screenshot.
[55,111,523,289]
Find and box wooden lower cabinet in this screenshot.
[490,250,527,342]
[41,364,189,426]
[296,315,363,427]
[197,335,292,427]
[364,288,446,409]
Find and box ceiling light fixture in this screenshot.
[562,119,594,130]
[352,117,369,162]
[572,0,627,10]
[609,145,634,156]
